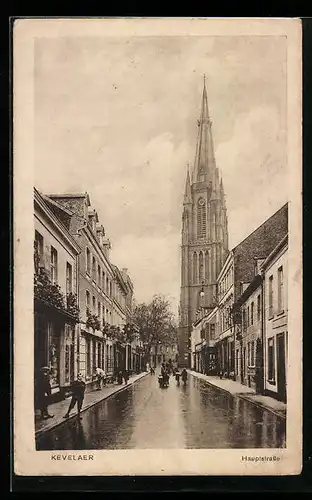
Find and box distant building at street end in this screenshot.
[179,78,229,368]
[262,235,288,403]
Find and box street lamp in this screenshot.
[199,281,205,319]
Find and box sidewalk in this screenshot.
[188,370,286,419]
[35,371,148,437]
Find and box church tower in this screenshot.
[178,77,229,367]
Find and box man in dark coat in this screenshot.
[63,373,86,420]
[37,366,54,420]
[181,368,188,385]
[123,369,129,384]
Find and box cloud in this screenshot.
[110,232,181,316]
[216,105,287,247]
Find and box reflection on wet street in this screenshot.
[36,373,286,450]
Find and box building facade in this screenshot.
[231,204,288,382]
[216,253,235,377]
[34,188,81,405]
[190,306,219,375]
[179,78,229,367]
[233,274,264,391]
[262,235,288,402]
[42,192,139,386]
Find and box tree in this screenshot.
[132,294,178,358]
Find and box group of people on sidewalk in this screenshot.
[36,367,87,421]
[36,365,133,422]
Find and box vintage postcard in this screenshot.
[13,18,302,476]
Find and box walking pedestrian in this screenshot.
[63,373,86,420]
[181,368,188,385]
[117,370,123,385]
[123,369,129,384]
[95,367,105,390]
[36,366,54,420]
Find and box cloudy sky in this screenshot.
[34,35,288,315]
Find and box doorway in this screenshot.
[276,333,286,402]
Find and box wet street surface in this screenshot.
[36,373,286,450]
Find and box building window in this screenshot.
[97,265,101,287]
[210,324,215,339]
[86,338,91,377]
[197,198,207,239]
[86,290,90,310]
[92,295,96,312]
[102,271,105,291]
[106,277,109,293]
[66,262,73,295]
[247,306,250,327]
[86,247,91,275]
[93,340,97,370]
[98,301,101,319]
[102,306,105,326]
[242,309,246,331]
[92,256,96,281]
[205,251,209,281]
[109,281,112,297]
[50,246,58,284]
[34,230,44,267]
[257,294,261,322]
[251,302,254,325]
[250,340,255,366]
[277,266,284,313]
[269,275,274,318]
[98,343,102,369]
[268,337,275,382]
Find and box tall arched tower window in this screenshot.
[199,251,204,281]
[197,198,207,239]
[193,252,198,284]
[212,211,216,241]
[205,251,209,281]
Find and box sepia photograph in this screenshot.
[13,18,302,476]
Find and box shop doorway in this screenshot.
[277,333,286,402]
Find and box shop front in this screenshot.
[34,298,77,405]
[114,342,126,374]
[216,334,235,378]
[201,344,218,375]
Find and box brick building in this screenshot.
[262,235,288,402]
[214,203,288,380]
[232,274,264,390]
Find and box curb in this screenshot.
[237,394,287,420]
[35,372,149,438]
[189,371,286,420]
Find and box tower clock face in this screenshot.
[198,198,205,206]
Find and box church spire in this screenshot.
[183,164,192,205]
[193,75,217,183]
